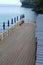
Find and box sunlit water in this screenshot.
[0,5,37,33]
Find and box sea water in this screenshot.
[0,5,37,33]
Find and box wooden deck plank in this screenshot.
[0,23,36,65]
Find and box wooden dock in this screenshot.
[0,22,36,65]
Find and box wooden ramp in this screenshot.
[0,23,36,65]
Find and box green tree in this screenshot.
[20,0,43,14]
[33,0,43,14]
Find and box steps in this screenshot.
[36,15,43,65]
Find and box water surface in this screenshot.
[0,5,37,33]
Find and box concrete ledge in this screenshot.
[0,30,8,41]
[0,33,3,41]
[3,30,8,39]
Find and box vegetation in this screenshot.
[20,0,43,14]
[33,0,43,14]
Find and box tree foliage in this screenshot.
[33,0,43,14]
[21,0,43,14]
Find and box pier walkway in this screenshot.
[0,22,36,65]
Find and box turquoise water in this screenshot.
[0,14,20,25]
[0,14,20,31]
[0,5,37,33]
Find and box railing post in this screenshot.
[14,17,16,23]
[20,15,21,20]
[11,18,13,24]
[8,20,10,27]
[17,16,18,21]
[20,14,25,20]
[3,22,5,30]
